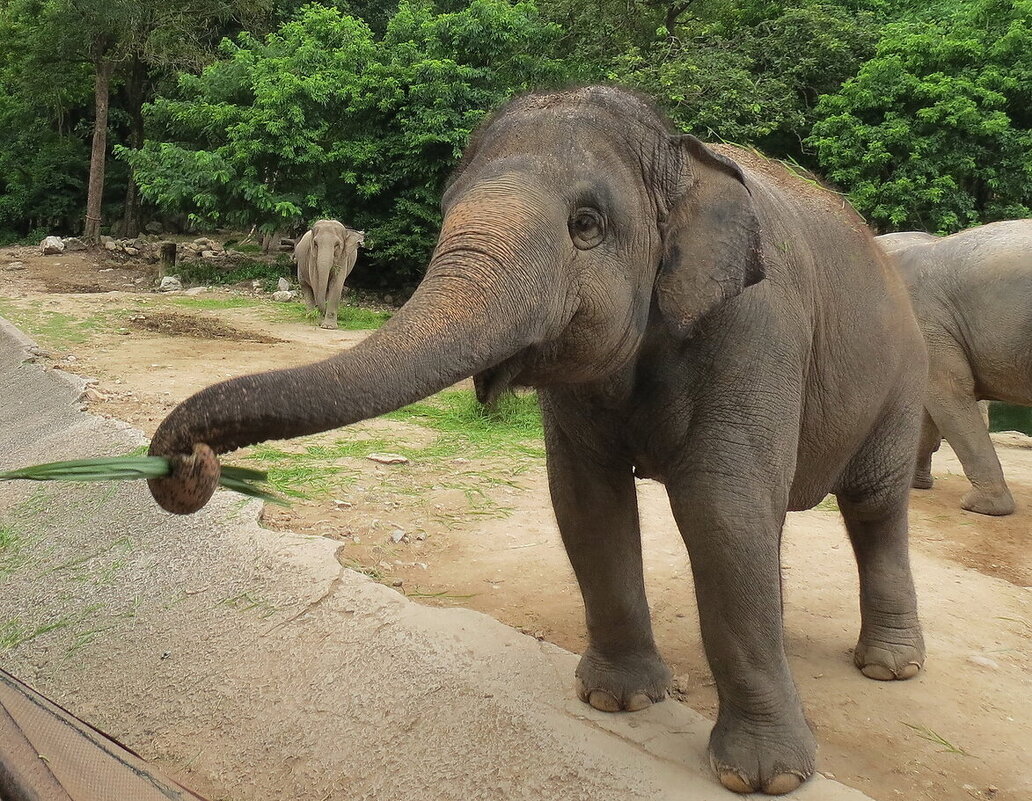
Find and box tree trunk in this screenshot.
[84,57,114,244]
[121,57,148,239]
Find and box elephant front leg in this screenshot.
[544,420,671,712]
[299,279,316,309]
[668,482,815,796]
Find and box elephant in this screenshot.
[293,219,366,329]
[145,87,927,795]
[876,221,1032,515]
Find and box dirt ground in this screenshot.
[2,247,1030,801]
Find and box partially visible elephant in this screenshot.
[147,87,927,795]
[293,219,366,329]
[877,221,1032,515]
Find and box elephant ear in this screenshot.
[655,135,766,338]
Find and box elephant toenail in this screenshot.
[860,664,896,681]
[897,662,921,679]
[764,772,804,795]
[716,769,755,794]
[625,692,654,711]
[587,690,621,712]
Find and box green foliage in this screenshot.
[606,2,880,158]
[809,0,1032,232]
[173,256,293,288]
[122,0,567,288]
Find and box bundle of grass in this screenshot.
[0,456,285,505]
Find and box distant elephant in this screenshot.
[147,87,927,795]
[293,219,366,329]
[877,221,1032,515]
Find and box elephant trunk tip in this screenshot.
[148,442,221,515]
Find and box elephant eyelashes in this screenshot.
[569,208,606,250]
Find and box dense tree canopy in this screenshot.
[2,0,1031,286]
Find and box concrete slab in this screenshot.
[0,317,876,800]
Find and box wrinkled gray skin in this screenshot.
[293,219,365,329]
[877,221,1032,515]
[147,87,927,795]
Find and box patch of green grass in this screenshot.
[386,389,543,458]
[0,299,115,350]
[167,296,261,311]
[265,300,391,330]
[0,526,30,577]
[815,495,840,512]
[0,616,73,650]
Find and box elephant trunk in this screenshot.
[314,245,333,313]
[148,260,553,513]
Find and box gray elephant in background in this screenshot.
[293,219,366,329]
[877,221,1032,515]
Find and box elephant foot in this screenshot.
[319,319,338,330]
[911,472,934,490]
[854,624,924,681]
[961,485,1015,516]
[708,707,816,795]
[574,646,671,712]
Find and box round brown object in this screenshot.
[148,443,221,514]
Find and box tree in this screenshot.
[1,0,264,243]
[123,0,567,287]
[808,0,1032,232]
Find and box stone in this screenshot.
[272,290,296,302]
[100,236,117,250]
[144,221,164,234]
[184,287,207,296]
[390,529,406,544]
[159,276,183,292]
[3,261,24,271]
[40,236,65,255]
[277,277,291,292]
[367,453,409,465]
[124,247,140,256]
[201,250,218,259]
[62,237,88,252]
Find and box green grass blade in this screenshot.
[0,455,287,506]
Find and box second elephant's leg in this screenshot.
[927,362,1014,515]
[912,411,940,490]
[542,411,671,713]
[667,476,815,796]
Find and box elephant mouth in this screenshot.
[474,357,526,404]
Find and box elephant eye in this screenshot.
[569,207,605,250]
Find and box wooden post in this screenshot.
[158,242,177,279]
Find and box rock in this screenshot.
[3,261,24,271]
[967,654,1000,670]
[124,247,140,256]
[144,221,164,234]
[367,453,409,465]
[272,290,296,302]
[40,236,65,255]
[200,250,218,259]
[64,355,77,362]
[100,236,117,251]
[81,387,108,403]
[277,277,291,292]
[390,529,406,544]
[62,237,87,252]
[144,251,159,263]
[159,276,183,292]
[184,286,207,296]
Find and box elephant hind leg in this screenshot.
[927,353,1014,515]
[837,395,925,682]
[912,411,940,490]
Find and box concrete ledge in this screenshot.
[0,317,875,800]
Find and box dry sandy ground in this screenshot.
[1,248,1029,801]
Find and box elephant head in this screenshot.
[147,86,765,512]
[309,219,349,311]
